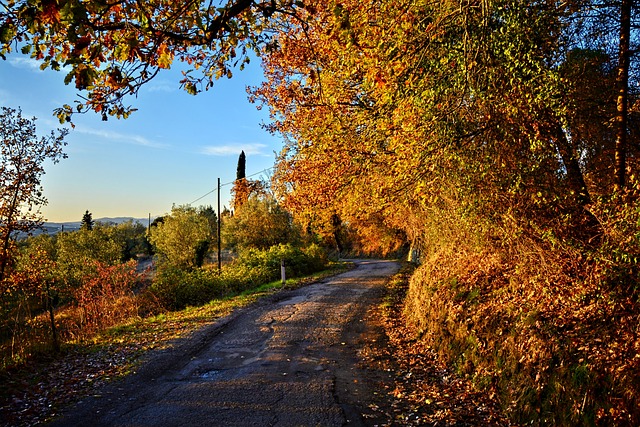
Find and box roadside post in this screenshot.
[281,259,286,285]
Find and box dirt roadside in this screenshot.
[5,259,509,426]
[44,259,401,426]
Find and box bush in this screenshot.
[148,244,328,311]
[401,192,640,425]
[238,243,327,279]
[149,266,221,310]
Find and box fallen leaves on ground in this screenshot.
[0,267,350,427]
[1,264,511,426]
[357,269,513,426]
[0,309,235,427]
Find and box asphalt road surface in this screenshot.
[49,259,401,427]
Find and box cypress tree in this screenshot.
[236,150,246,181]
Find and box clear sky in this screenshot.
[0,53,281,223]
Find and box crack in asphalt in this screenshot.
[49,260,401,427]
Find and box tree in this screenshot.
[0,0,310,122]
[56,225,123,287]
[237,150,246,181]
[4,226,139,355]
[10,235,61,351]
[80,210,94,231]
[149,205,212,269]
[110,220,149,261]
[614,0,633,191]
[222,194,299,251]
[232,150,250,210]
[250,0,640,251]
[0,107,67,282]
[231,151,265,211]
[197,205,218,249]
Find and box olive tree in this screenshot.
[222,195,299,251]
[149,205,212,270]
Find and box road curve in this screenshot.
[49,259,400,427]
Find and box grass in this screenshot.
[1,262,354,426]
[78,262,352,363]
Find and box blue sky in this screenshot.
[0,54,281,223]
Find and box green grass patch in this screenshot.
[92,261,352,353]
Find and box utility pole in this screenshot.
[217,177,221,272]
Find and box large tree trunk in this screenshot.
[614,0,631,192]
[554,126,600,245]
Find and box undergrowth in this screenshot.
[1,245,337,370]
[402,194,640,425]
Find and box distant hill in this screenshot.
[17,217,151,238]
[94,217,152,226]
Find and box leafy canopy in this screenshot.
[149,205,213,269]
[0,0,310,121]
[0,106,67,282]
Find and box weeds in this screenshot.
[1,261,351,425]
[401,190,640,425]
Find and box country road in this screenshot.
[49,259,401,427]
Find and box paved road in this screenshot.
[49,260,400,427]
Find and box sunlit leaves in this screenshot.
[252,4,640,422]
[222,194,299,251]
[0,107,67,282]
[156,43,173,69]
[0,0,308,120]
[149,205,212,270]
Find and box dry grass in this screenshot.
[402,203,640,425]
[1,263,353,426]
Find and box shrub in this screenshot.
[402,193,640,425]
[148,244,329,311]
[238,243,327,279]
[149,266,221,310]
[70,260,139,335]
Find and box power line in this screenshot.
[186,167,274,207]
[188,189,216,205]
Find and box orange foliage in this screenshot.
[251,0,640,423]
[71,261,138,335]
[231,178,265,212]
[0,1,312,121]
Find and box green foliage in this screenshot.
[222,195,300,251]
[109,220,150,261]
[3,0,639,422]
[197,205,218,248]
[148,244,327,310]
[150,266,220,310]
[1,230,139,365]
[80,210,94,231]
[56,226,122,287]
[149,205,212,269]
[236,150,246,181]
[238,243,327,278]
